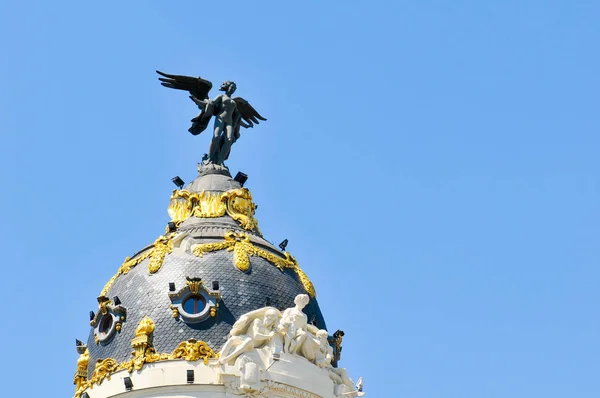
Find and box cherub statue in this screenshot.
[157,70,266,165]
[218,307,281,365]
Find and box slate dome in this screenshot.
[86,163,326,376]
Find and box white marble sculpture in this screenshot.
[279,294,319,356]
[215,294,364,397]
[219,307,282,365]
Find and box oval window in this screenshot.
[182,295,206,315]
[99,315,113,337]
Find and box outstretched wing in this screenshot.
[156,70,213,99]
[234,97,267,128]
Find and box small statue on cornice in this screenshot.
[157,70,267,165]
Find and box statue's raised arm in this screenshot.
[156,70,267,165]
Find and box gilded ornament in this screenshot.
[100,232,176,296]
[210,307,217,317]
[295,267,316,298]
[186,276,204,294]
[167,190,193,222]
[191,231,317,297]
[125,316,169,371]
[148,234,174,274]
[167,188,260,233]
[89,358,119,386]
[230,234,252,272]
[192,239,232,257]
[170,305,179,318]
[94,334,99,345]
[222,188,261,233]
[170,338,216,364]
[137,317,153,334]
[194,191,227,217]
[97,296,110,315]
[168,189,226,221]
[73,349,89,391]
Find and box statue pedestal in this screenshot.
[198,162,231,177]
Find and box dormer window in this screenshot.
[90,295,127,345]
[168,277,220,324]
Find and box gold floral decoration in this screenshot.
[191,231,316,297]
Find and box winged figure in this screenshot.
[157,70,267,165]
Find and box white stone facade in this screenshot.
[83,355,349,398]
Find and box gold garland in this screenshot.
[192,231,316,297]
[100,232,175,296]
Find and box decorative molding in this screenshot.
[265,380,324,398]
[224,379,324,398]
[192,231,316,297]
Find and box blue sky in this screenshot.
[0,1,599,397]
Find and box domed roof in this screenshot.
[85,163,326,376]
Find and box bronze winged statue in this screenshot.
[157,70,266,165]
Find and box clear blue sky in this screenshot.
[0,1,598,397]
